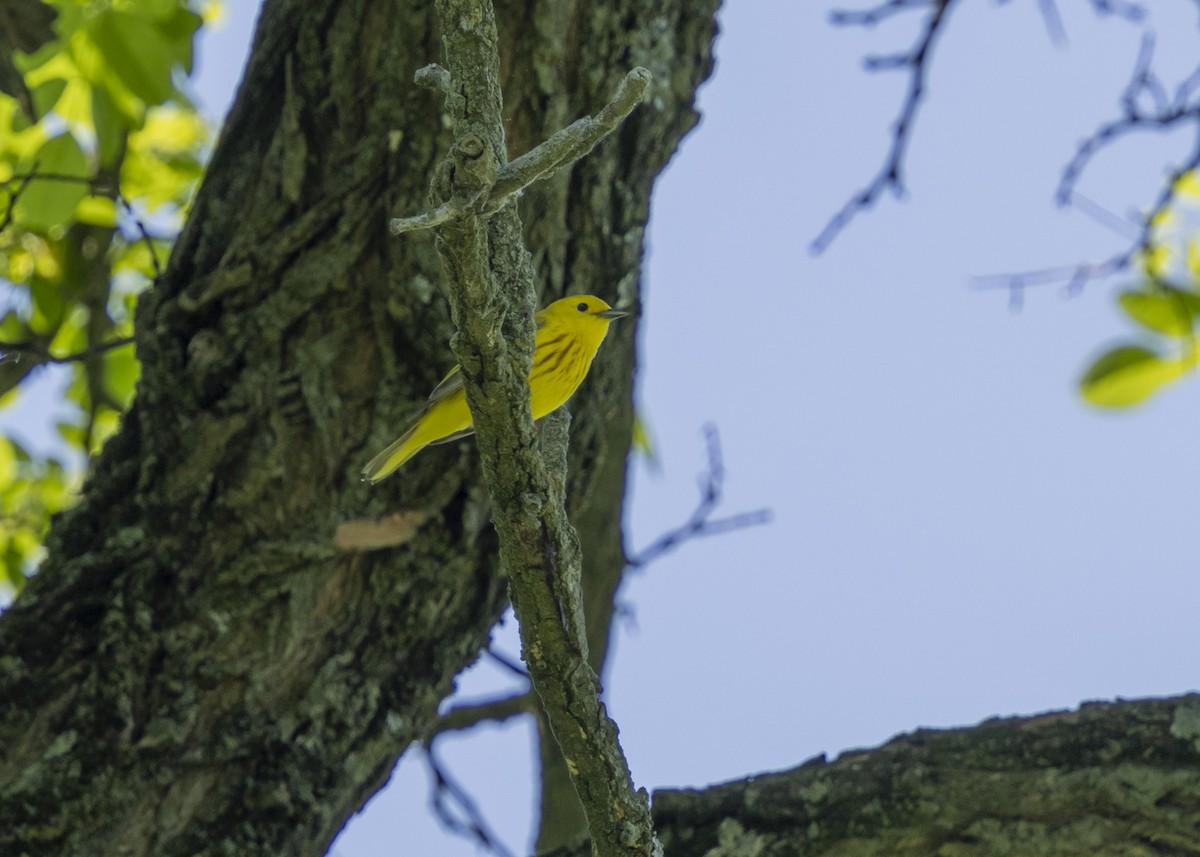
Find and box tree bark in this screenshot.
[545,695,1200,857]
[0,1,718,855]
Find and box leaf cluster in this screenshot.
[1080,178,1200,408]
[0,0,212,594]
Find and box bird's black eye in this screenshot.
[576,301,589,312]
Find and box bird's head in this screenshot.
[537,295,629,332]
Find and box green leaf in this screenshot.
[30,79,67,117]
[0,435,14,485]
[29,276,66,331]
[86,8,195,107]
[104,342,141,408]
[91,83,127,166]
[1079,344,1188,408]
[75,195,117,226]
[17,132,89,231]
[0,312,25,345]
[56,419,86,449]
[1118,288,1200,338]
[68,28,145,127]
[158,8,203,75]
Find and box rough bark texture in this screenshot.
[545,695,1200,857]
[0,0,718,855]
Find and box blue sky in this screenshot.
[9,2,1200,855]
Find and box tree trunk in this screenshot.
[0,1,718,854]
[547,695,1200,857]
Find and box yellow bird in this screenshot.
[362,295,628,483]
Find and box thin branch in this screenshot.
[390,67,651,235]
[982,35,1200,297]
[0,170,166,279]
[423,744,516,857]
[829,0,929,27]
[1067,190,1142,242]
[0,335,134,366]
[0,170,38,232]
[119,198,165,279]
[485,67,651,207]
[812,0,955,254]
[426,691,532,741]
[1037,0,1067,49]
[628,424,771,571]
[0,170,116,195]
[485,646,530,678]
[1087,0,1146,21]
[389,198,469,234]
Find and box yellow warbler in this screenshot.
[362,295,628,483]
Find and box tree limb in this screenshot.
[420,1,653,854]
[543,694,1200,857]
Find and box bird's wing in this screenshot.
[419,365,474,445]
[425,364,464,405]
[427,427,475,446]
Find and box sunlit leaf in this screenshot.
[0,98,47,160]
[1080,344,1188,408]
[68,29,145,126]
[75,194,117,226]
[90,406,121,453]
[30,79,67,117]
[1175,171,1200,199]
[0,435,78,595]
[0,435,15,485]
[56,419,86,449]
[54,78,94,129]
[47,307,88,357]
[632,410,660,473]
[91,83,127,166]
[1187,241,1200,281]
[1141,243,1172,280]
[17,132,90,231]
[21,50,78,91]
[86,7,199,107]
[29,277,67,332]
[1118,289,1200,338]
[104,342,141,408]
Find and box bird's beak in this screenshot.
[597,307,630,319]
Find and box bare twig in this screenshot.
[388,198,471,234]
[1036,0,1067,48]
[980,34,1200,297]
[390,67,650,235]
[829,0,929,27]
[485,646,530,678]
[819,0,1155,262]
[812,0,954,254]
[628,424,771,571]
[423,744,517,857]
[486,68,650,207]
[1087,0,1146,21]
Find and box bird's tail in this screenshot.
[360,426,423,484]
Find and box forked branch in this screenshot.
[390,67,650,235]
[402,1,655,854]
